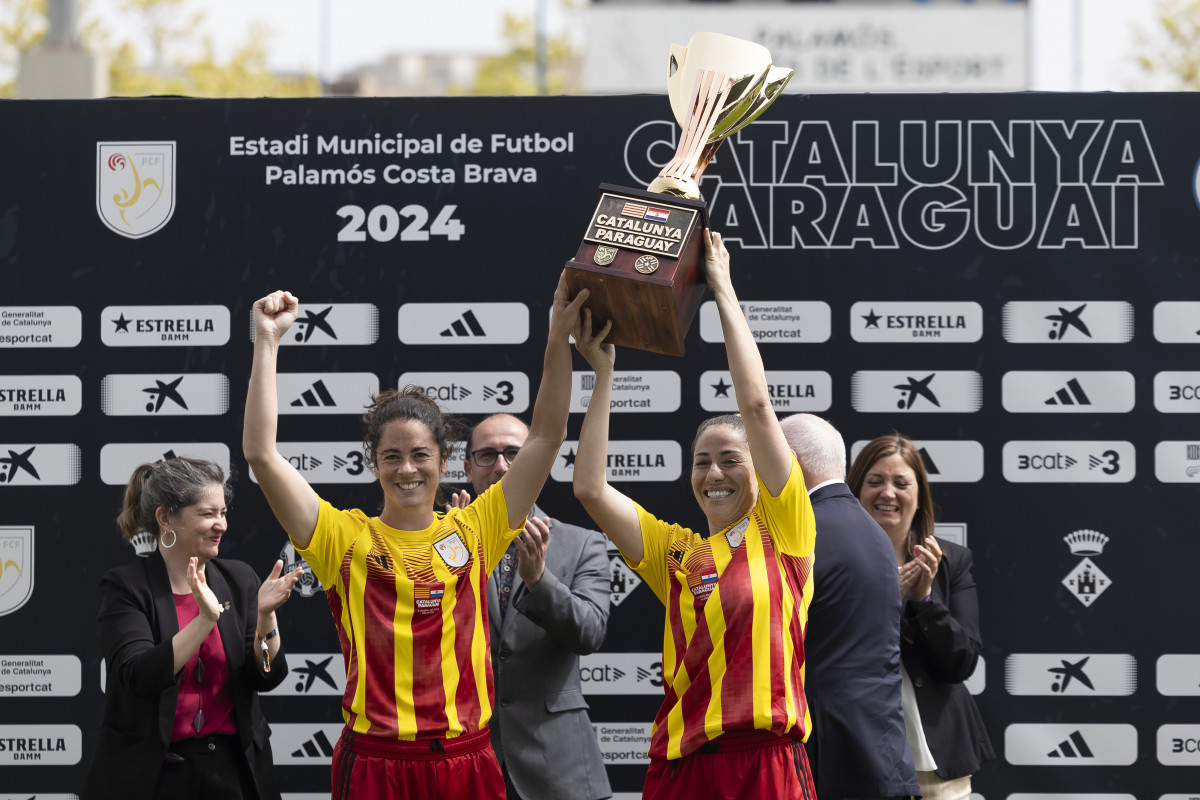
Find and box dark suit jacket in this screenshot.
[901,537,995,780]
[487,506,612,800]
[802,482,919,800]
[82,551,288,800]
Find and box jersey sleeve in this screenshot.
[757,455,816,558]
[454,480,523,574]
[293,497,362,589]
[626,502,694,606]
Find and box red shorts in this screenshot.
[644,730,816,800]
[331,726,504,800]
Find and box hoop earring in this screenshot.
[160,529,177,549]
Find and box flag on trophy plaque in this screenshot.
[565,32,793,356]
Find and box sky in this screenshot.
[82,0,1171,93]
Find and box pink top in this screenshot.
[171,594,238,741]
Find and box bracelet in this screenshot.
[260,626,279,642]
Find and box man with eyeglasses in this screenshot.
[459,413,612,800]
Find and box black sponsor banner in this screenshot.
[2,93,1197,795]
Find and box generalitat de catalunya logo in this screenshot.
[96,142,176,239]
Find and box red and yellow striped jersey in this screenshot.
[630,458,816,759]
[295,483,521,740]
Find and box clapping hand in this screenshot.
[258,559,304,615]
[899,535,943,603]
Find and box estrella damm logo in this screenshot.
[96,142,176,239]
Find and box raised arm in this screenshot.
[706,230,793,496]
[243,290,320,548]
[498,272,590,530]
[572,308,644,562]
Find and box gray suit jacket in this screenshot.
[488,505,612,800]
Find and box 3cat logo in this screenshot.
[96,142,175,239]
[252,443,370,485]
[1001,301,1134,344]
[399,372,529,413]
[1003,441,1134,483]
[579,653,663,695]
[433,533,470,568]
[1158,724,1200,765]
[0,525,34,616]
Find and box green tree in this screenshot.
[461,3,581,96]
[1,0,319,98]
[1136,0,1200,89]
[0,0,46,97]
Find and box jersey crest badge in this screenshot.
[725,517,750,549]
[433,533,470,568]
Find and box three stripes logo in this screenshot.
[274,724,343,764]
[1045,378,1091,406]
[290,380,336,409]
[441,310,486,338]
[1047,730,1094,759]
[291,729,335,759]
[1004,723,1137,765]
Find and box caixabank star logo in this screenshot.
[96,142,175,239]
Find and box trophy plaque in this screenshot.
[566,32,792,356]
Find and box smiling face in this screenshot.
[691,424,758,535]
[373,418,448,519]
[161,483,228,564]
[857,452,919,542]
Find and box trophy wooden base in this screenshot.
[565,184,709,357]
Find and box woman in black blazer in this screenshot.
[848,433,994,800]
[82,457,303,800]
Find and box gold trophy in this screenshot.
[566,32,792,356]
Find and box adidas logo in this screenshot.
[291,729,335,758]
[1045,378,1091,406]
[1047,730,1094,758]
[441,310,486,337]
[291,380,337,408]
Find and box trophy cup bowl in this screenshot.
[566,32,793,356]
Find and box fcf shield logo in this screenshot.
[0,525,34,616]
[433,533,470,568]
[96,142,176,239]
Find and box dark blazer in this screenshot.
[487,507,612,800]
[900,537,995,780]
[82,551,288,800]
[802,482,919,800]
